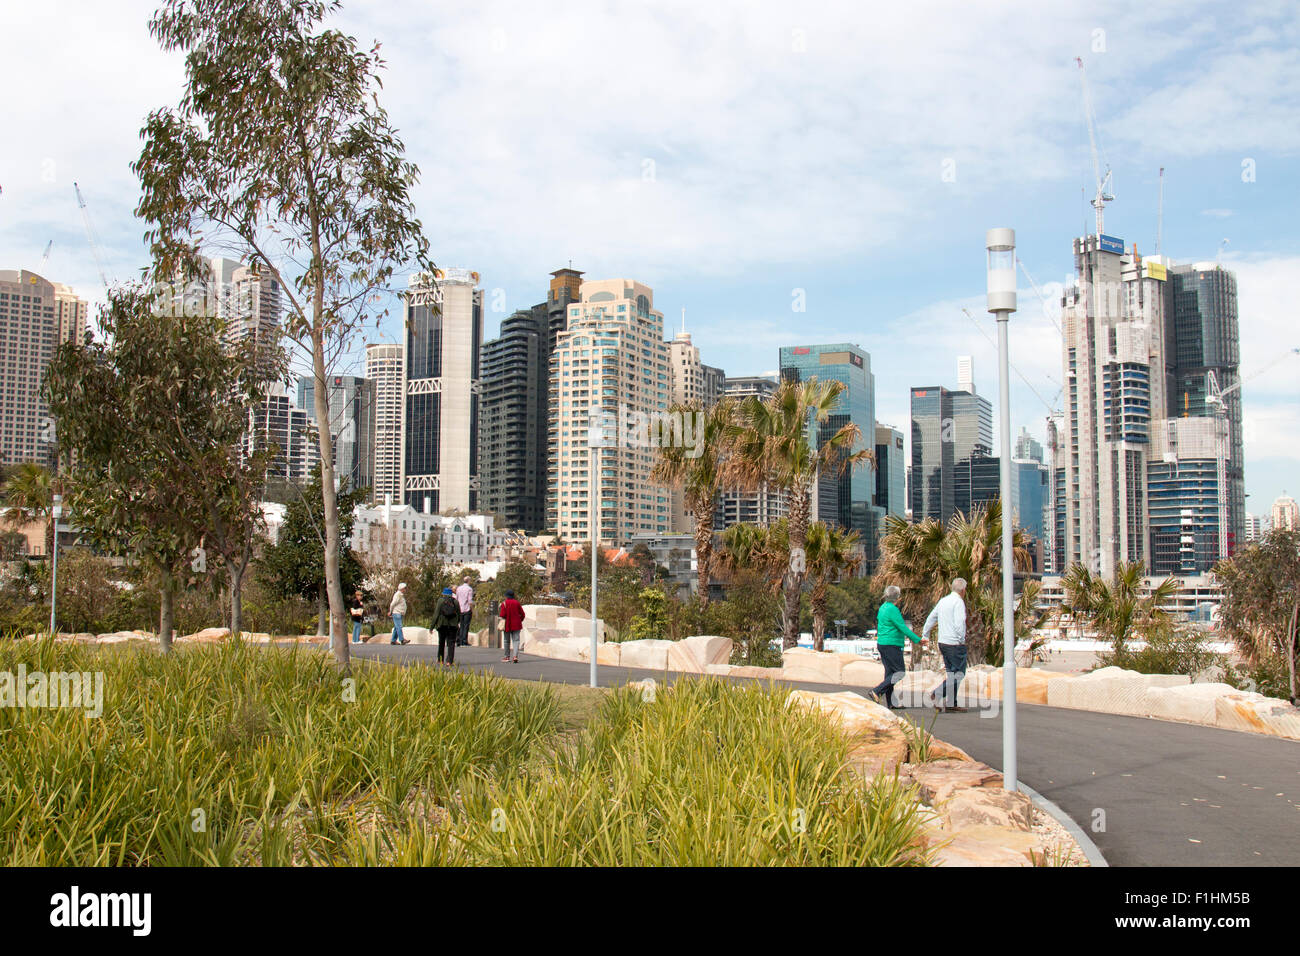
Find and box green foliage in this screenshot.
[627,587,671,641]
[1095,618,1227,678]
[0,641,556,865]
[1228,653,1294,701]
[259,467,368,605]
[1213,530,1300,701]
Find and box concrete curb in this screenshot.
[1017,781,1108,867]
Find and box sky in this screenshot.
[2,0,1298,514]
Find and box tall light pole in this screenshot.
[587,417,611,688]
[49,494,63,637]
[986,227,1018,792]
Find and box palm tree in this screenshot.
[805,522,862,651]
[877,500,1031,666]
[982,578,1050,665]
[725,379,873,649]
[1076,561,1178,653]
[1,462,56,556]
[717,519,789,591]
[1059,563,1098,639]
[650,399,734,604]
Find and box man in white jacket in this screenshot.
[921,578,967,712]
[389,582,409,645]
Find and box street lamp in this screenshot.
[987,227,1018,792]
[50,493,63,637]
[587,416,613,688]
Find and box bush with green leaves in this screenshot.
[1095,619,1227,678]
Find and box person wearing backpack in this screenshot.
[498,589,526,663]
[434,586,460,666]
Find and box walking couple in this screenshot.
[870,578,969,713]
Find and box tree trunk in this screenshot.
[316,584,327,636]
[695,505,713,606]
[1289,600,1299,704]
[783,477,811,650]
[310,302,348,673]
[227,558,244,642]
[811,588,827,652]
[159,574,174,654]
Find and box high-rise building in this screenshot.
[298,373,375,494]
[780,343,881,567]
[480,305,547,532]
[546,268,584,356]
[874,424,906,518]
[1147,417,1228,576]
[365,341,405,506]
[1244,512,1264,542]
[1045,413,1067,574]
[403,269,482,514]
[666,325,725,533]
[1014,426,1044,463]
[207,257,283,377]
[249,389,313,480]
[549,278,670,546]
[1059,237,1172,576]
[715,375,787,530]
[1167,262,1244,554]
[0,270,88,468]
[1272,494,1299,533]
[909,364,993,524]
[957,354,975,395]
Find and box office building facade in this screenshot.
[365,342,405,506]
[909,376,993,524]
[480,304,547,532]
[298,373,375,494]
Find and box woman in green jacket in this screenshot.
[871,585,922,709]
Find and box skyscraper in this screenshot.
[549,278,670,545]
[404,269,482,514]
[365,341,405,506]
[480,305,547,532]
[780,343,881,566]
[1014,426,1044,463]
[298,373,375,494]
[874,424,906,518]
[716,375,786,530]
[1272,494,1299,533]
[0,270,88,469]
[666,325,725,533]
[909,369,992,524]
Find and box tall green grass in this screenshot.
[342,679,931,866]
[0,639,557,865]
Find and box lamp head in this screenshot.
[986,227,1017,314]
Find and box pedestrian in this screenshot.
[498,589,526,663]
[350,589,366,644]
[434,586,460,666]
[869,585,923,709]
[922,578,968,712]
[390,582,410,645]
[455,575,474,646]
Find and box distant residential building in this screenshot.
[549,278,670,546]
[0,270,88,468]
[1273,494,1299,533]
[1243,512,1264,542]
[666,325,725,532]
[480,305,548,533]
[627,531,697,599]
[249,390,313,480]
[715,374,788,531]
[350,505,515,564]
[403,268,482,514]
[365,341,405,506]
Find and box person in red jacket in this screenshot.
[498,590,526,663]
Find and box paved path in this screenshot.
[349,642,1300,867]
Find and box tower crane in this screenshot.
[73,182,111,289]
[1075,57,1114,237]
[39,240,52,272]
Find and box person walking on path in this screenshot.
[389,582,410,645]
[498,589,526,663]
[922,578,968,712]
[350,590,366,644]
[434,586,461,666]
[869,585,923,709]
[455,576,474,646]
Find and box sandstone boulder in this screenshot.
[668,635,733,673]
[787,690,907,737]
[704,663,734,677]
[908,760,1002,805]
[982,667,1072,705]
[781,647,847,684]
[522,604,561,629]
[841,660,885,688]
[1144,682,1242,725]
[596,641,622,666]
[727,665,784,681]
[182,627,230,642]
[1213,693,1300,740]
[1047,667,1190,716]
[941,787,1035,831]
[555,615,607,642]
[933,826,1046,867]
[618,639,675,671]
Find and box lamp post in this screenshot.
[986,227,1018,792]
[587,417,611,688]
[49,493,63,637]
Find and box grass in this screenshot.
[0,640,931,866]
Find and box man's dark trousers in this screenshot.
[457,610,472,646]
[872,644,907,707]
[930,643,967,708]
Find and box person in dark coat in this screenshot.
[434,586,460,666]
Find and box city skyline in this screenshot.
[2,0,1297,514]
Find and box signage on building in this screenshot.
[913,389,928,397]
[793,347,810,355]
[1098,234,1124,255]
[850,353,864,368]
[1144,261,1167,281]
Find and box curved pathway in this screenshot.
[350,643,1300,867]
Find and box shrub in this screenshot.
[1095,619,1227,678]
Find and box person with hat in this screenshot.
[433,586,461,666]
[498,589,526,663]
[389,582,410,645]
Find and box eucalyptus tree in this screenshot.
[1214,530,1300,702]
[135,0,434,669]
[726,380,872,649]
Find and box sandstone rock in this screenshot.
[366,631,392,644]
[596,642,622,666]
[982,667,1072,705]
[1144,682,1242,725]
[781,647,847,684]
[704,662,734,677]
[1047,668,1190,716]
[555,615,606,642]
[618,639,675,671]
[1213,693,1300,740]
[933,825,1046,867]
[908,760,1002,805]
[522,604,561,629]
[841,660,885,688]
[728,665,784,681]
[942,787,1035,831]
[521,627,567,649]
[180,626,230,642]
[787,690,908,737]
[668,635,733,673]
[847,732,910,771]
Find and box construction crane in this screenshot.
[39,240,52,271]
[1207,349,1300,412]
[1075,57,1114,236]
[1156,167,1164,255]
[961,307,1060,415]
[73,182,110,289]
